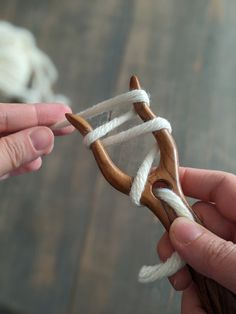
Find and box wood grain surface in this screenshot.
[0,1,236,313]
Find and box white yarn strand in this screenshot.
[129,145,158,206]
[139,252,185,283]
[83,110,136,146]
[156,189,194,220]
[138,188,195,283]
[52,89,149,131]
[102,117,171,147]
[79,89,150,119]
[128,148,192,281]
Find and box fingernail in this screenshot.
[30,128,53,151]
[170,217,204,245]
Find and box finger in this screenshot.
[170,217,236,293]
[180,167,236,222]
[0,103,73,135]
[182,283,206,314]
[157,232,174,260]
[0,174,9,181]
[0,126,54,176]
[192,201,235,240]
[53,125,74,136]
[10,157,42,176]
[157,232,192,290]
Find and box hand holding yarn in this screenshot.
[0,102,73,179]
[158,167,236,313]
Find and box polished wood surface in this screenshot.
[0,1,236,314]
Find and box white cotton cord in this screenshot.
[102,117,171,147]
[83,110,136,146]
[155,189,194,220]
[0,21,69,104]
[79,89,150,119]
[129,145,158,206]
[139,252,185,283]
[138,188,195,283]
[51,89,149,130]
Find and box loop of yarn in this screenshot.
[139,252,185,282]
[138,189,195,283]
[0,21,69,103]
[51,89,149,130]
[53,89,195,283]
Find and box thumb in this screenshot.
[169,217,236,293]
[0,127,54,176]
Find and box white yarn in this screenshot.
[0,21,69,103]
[139,252,185,282]
[102,117,171,147]
[79,89,150,119]
[51,89,149,130]
[84,116,171,147]
[156,189,194,220]
[138,189,195,283]
[57,89,195,282]
[130,145,158,205]
[83,110,136,146]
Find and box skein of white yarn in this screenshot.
[0,21,69,103]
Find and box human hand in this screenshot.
[0,102,73,179]
[157,167,236,313]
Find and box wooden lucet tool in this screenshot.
[66,76,236,313]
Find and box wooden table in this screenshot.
[0,1,236,313]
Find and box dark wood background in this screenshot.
[0,0,236,313]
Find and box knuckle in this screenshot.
[205,238,235,274]
[1,137,25,169]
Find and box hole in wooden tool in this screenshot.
[153,179,171,190]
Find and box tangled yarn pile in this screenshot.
[0,21,68,103]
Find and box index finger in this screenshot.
[0,103,72,134]
[180,167,236,222]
